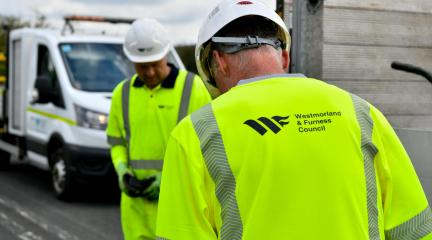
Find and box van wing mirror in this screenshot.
[34,74,53,104]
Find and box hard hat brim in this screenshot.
[123,44,171,63]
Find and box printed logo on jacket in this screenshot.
[244,111,342,135]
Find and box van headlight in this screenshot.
[74,105,108,130]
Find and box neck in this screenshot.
[215,47,289,93]
[233,51,285,83]
[145,65,171,89]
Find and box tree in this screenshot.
[0,14,49,81]
[33,10,50,29]
[0,15,31,52]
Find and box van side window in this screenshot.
[36,45,65,108]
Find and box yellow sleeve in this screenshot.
[156,118,218,239]
[371,107,432,239]
[106,81,128,172]
[187,74,212,114]
[110,145,127,172]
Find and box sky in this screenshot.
[1,0,276,44]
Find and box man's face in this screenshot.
[134,57,169,89]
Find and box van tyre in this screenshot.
[51,147,76,200]
[0,150,10,170]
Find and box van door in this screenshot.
[8,38,26,136]
[26,43,66,168]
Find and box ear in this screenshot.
[212,50,229,77]
[281,50,290,72]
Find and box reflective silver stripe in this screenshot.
[129,160,163,170]
[177,72,195,123]
[191,104,243,240]
[122,79,131,162]
[107,135,124,146]
[351,94,380,240]
[385,207,432,240]
[156,237,170,240]
[122,79,131,143]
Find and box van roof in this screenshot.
[11,28,125,44]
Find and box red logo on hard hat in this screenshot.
[237,1,253,5]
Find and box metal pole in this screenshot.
[291,0,301,73]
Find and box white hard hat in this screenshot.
[195,0,290,88]
[123,18,170,63]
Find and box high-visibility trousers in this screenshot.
[121,192,158,240]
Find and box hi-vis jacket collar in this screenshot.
[238,73,306,85]
[133,63,179,89]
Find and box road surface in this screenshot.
[0,164,122,240]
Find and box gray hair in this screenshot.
[229,45,282,71]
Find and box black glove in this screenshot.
[142,172,161,201]
[122,174,155,198]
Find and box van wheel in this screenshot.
[51,147,75,200]
[0,150,10,170]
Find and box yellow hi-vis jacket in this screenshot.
[106,68,211,240]
[106,70,211,179]
[156,74,432,240]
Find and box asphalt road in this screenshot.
[0,164,123,240]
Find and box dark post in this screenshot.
[276,0,285,19]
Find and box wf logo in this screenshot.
[244,116,290,135]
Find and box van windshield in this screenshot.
[59,43,134,92]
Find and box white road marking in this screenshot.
[0,212,43,240]
[0,197,79,240]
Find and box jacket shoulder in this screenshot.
[111,78,130,99]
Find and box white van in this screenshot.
[0,17,185,200]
